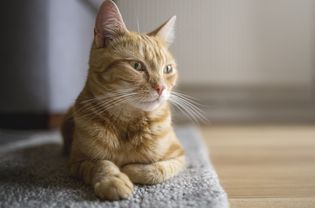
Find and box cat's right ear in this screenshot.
[94,0,128,48]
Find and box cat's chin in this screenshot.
[133,99,165,112]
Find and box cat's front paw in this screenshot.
[122,164,165,185]
[94,172,134,200]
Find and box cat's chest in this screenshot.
[93,126,170,166]
[83,114,172,165]
[115,129,164,164]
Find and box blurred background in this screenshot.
[1,1,315,206]
[1,0,315,129]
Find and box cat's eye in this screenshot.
[164,65,173,74]
[131,61,144,71]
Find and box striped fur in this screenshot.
[61,0,185,201]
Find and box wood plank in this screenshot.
[201,125,315,206]
[230,198,315,208]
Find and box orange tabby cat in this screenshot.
[61,0,185,200]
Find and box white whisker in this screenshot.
[169,92,208,124]
[75,89,138,121]
[172,95,208,123]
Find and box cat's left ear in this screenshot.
[94,0,128,48]
[148,16,176,46]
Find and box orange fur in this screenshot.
[61,0,185,200]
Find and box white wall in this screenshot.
[117,0,315,87]
[47,0,315,113]
[48,0,96,112]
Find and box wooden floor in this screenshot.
[201,125,315,208]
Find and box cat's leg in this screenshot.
[70,160,134,200]
[121,155,186,184]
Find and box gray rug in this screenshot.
[0,126,229,208]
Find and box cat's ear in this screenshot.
[94,0,128,48]
[148,16,176,46]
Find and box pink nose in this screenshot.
[153,84,165,96]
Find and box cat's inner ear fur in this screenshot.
[94,0,128,48]
[148,16,176,46]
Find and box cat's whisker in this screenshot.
[79,89,132,105]
[171,91,199,100]
[171,95,208,123]
[176,100,208,124]
[85,98,129,120]
[172,91,218,110]
[172,102,202,125]
[169,94,208,124]
[77,90,135,111]
[80,95,106,104]
[136,16,140,33]
[169,99,200,125]
[171,92,208,117]
[77,95,122,116]
[97,93,136,111]
[77,93,137,121]
[95,94,137,115]
[77,98,111,114]
[171,91,206,107]
[76,95,113,113]
[88,93,134,112]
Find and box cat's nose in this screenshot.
[153,84,165,96]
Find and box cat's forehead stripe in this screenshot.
[143,36,167,67]
[111,35,167,66]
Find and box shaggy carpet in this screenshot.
[0,126,229,208]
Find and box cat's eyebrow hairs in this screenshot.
[103,59,126,72]
[101,59,144,72]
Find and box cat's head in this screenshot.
[88,0,177,112]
